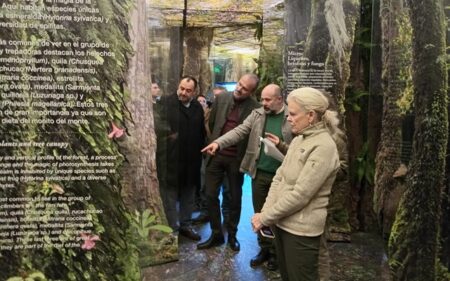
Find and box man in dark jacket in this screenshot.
[197,73,261,251]
[155,76,205,241]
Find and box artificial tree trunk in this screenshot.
[122,0,163,216]
[366,0,383,202]
[122,0,177,265]
[442,5,450,271]
[255,2,284,95]
[285,0,311,45]
[283,0,311,96]
[183,27,214,96]
[325,0,359,110]
[345,0,383,232]
[373,0,411,238]
[303,0,358,237]
[325,0,359,239]
[303,0,329,63]
[388,0,448,280]
[167,27,184,95]
[442,163,450,270]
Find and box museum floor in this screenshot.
[142,178,390,281]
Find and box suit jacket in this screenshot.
[155,93,205,187]
[207,92,260,164]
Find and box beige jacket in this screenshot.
[214,107,292,178]
[260,122,340,236]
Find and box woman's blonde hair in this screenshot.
[287,87,343,141]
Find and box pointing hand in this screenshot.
[201,142,219,155]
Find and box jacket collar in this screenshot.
[298,121,327,138]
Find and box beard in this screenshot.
[177,91,192,104]
[233,90,249,101]
[264,107,275,114]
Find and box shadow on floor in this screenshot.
[143,178,390,281]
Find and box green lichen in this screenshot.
[393,12,414,116]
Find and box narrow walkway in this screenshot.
[143,177,390,281]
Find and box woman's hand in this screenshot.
[251,213,264,232]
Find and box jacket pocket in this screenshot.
[297,148,308,163]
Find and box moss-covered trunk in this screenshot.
[442,3,450,271]
[374,0,411,238]
[442,166,450,270]
[388,0,448,280]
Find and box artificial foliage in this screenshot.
[0,0,143,280]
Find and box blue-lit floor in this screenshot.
[143,175,389,281]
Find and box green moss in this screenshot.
[436,261,450,281]
[393,12,414,115]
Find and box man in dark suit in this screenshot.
[197,73,261,251]
[156,76,205,241]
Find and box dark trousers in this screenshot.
[159,183,195,231]
[195,158,207,211]
[197,159,231,219]
[205,154,244,236]
[220,178,231,220]
[274,226,320,281]
[252,170,276,254]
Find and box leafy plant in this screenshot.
[131,209,172,239]
[345,89,369,112]
[354,142,375,185]
[7,271,46,281]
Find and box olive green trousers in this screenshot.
[274,226,321,281]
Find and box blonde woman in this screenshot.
[251,87,341,281]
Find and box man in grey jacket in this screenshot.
[201,84,293,269]
[197,74,261,252]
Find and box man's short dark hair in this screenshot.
[181,75,198,90]
[151,75,160,86]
